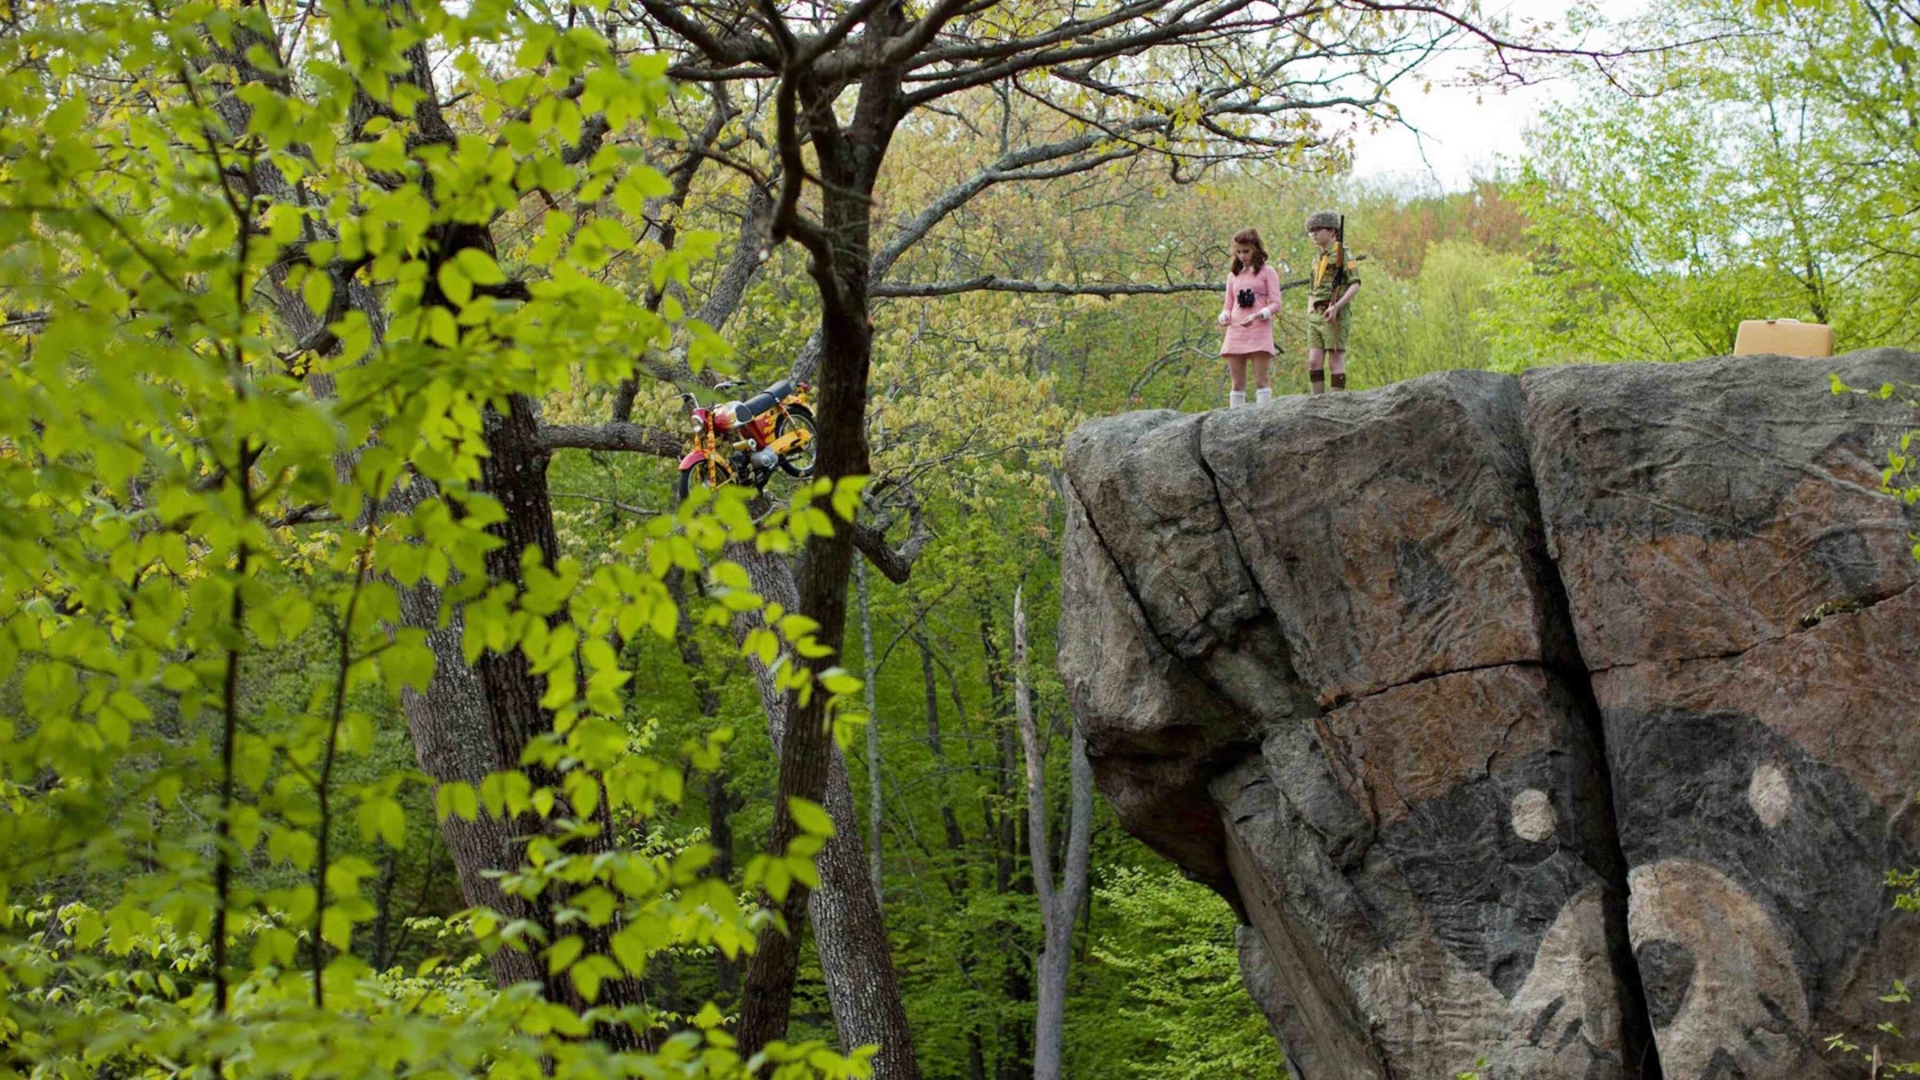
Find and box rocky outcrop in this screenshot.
[1058,351,1920,1080]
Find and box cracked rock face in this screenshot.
[1058,351,1920,1079]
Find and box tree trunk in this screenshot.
[666,570,740,1000]
[1030,727,1091,1080]
[200,11,561,1001]
[716,39,919,1071]
[732,545,919,1078]
[646,124,918,1070]
[709,767,739,999]
[857,560,886,910]
[388,479,550,993]
[981,601,1030,1079]
[461,398,654,1043]
[1014,587,1094,1080]
[918,628,970,868]
[212,11,659,1029]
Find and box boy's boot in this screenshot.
[1255,386,1272,404]
[1331,373,1347,391]
[1309,370,1326,395]
[1229,390,1246,408]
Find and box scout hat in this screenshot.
[1305,210,1341,234]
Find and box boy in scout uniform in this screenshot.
[1304,210,1361,393]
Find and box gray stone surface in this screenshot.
[1521,351,1920,671]
[1060,353,1920,1079]
[1523,351,1920,1079]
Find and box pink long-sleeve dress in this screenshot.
[1219,263,1283,356]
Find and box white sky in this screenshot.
[1345,0,1648,191]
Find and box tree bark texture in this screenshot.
[1014,587,1094,1080]
[732,544,920,1078]
[429,393,654,1044]
[732,25,920,1055]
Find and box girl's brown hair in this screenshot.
[1230,227,1267,274]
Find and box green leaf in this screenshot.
[436,781,479,822]
[764,858,792,902]
[268,825,316,870]
[358,796,407,848]
[454,247,507,285]
[427,305,460,346]
[820,669,862,695]
[789,797,835,839]
[832,476,868,521]
[571,954,619,1003]
[264,203,303,243]
[610,923,649,976]
[378,798,407,848]
[44,96,86,138]
[106,690,151,724]
[437,261,473,307]
[627,166,673,198]
[303,270,335,320]
[322,907,353,949]
[547,934,584,975]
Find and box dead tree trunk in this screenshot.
[1014,586,1093,1080]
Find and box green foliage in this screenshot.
[1825,980,1920,1075]
[1353,238,1528,383]
[1068,868,1283,1079]
[1488,0,1920,366]
[1490,88,1842,364]
[0,0,867,1076]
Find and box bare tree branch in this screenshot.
[540,421,685,457]
[632,0,778,68]
[868,123,1160,281]
[903,0,1265,106]
[873,277,1214,299]
[848,506,934,585]
[873,258,1367,299]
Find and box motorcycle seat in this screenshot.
[732,380,795,425]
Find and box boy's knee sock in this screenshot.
[1309,370,1325,395]
[1229,390,1246,408]
[1330,373,1347,391]
[1255,386,1272,404]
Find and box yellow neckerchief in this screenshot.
[1312,245,1334,290]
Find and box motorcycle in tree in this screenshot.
[676,378,818,503]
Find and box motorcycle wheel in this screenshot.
[776,405,818,478]
[676,455,736,505]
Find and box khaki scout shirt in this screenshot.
[1309,248,1359,305]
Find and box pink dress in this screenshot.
[1219,263,1283,356]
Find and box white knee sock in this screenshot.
[1229,390,1246,408]
[1255,387,1272,404]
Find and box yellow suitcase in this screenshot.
[1733,318,1834,358]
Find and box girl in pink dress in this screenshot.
[1217,228,1283,407]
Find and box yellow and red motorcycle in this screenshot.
[676,378,818,503]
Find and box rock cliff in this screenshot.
[1058,351,1920,1079]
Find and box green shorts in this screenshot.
[1307,306,1351,352]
